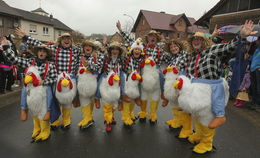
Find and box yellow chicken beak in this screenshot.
[136,74,141,80]
[167,66,173,72]
[24,75,33,84]
[173,81,180,89]
[61,79,70,87]
[113,75,120,81]
[145,59,151,64]
[85,68,89,73]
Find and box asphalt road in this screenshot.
[0,101,260,158]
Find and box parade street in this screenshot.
[0,101,259,158]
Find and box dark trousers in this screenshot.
[0,69,14,91]
[250,69,260,105]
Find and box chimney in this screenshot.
[50,14,53,20]
[160,11,165,14]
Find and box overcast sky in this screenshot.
[5,0,219,35]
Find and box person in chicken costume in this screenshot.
[173,20,255,154]
[116,22,166,124]
[77,40,98,129]
[96,41,125,132]
[121,39,144,127]
[15,28,81,129]
[1,38,57,141]
[161,39,193,139]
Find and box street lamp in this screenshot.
[123,14,135,38]
[123,14,134,24]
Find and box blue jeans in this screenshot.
[20,86,53,111]
[95,72,126,99]
[191,78,226,117]
[157,66,164,91]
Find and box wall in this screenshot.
[134,15,151,40]
[20,19,54,42]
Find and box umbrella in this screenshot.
[220,24,260,37]
[219,25,238,34]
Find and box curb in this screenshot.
[0,87,21,108]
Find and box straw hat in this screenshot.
[145,30,161,42]
[81,40,97,50]
[33,44,52,57]
[108,41,124,55]
[188,32,211,51]
[57,33,72,45]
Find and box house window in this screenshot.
[5,19,14,28]
[177,33,180,39]
[29,24,37,33]
[0,18,3,26]
[143,19,145,25]
[43,27,49,35]
[58,31,62,36]
[178,19,182,26]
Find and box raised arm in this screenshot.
[15,28,57,51]
[1,37,31,68]
[208,20,256,58]
[116,20,135,45]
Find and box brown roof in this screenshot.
[132,10,206,33]
[0,0,21,17]
[195,0,227,27]
[0,0,72,31]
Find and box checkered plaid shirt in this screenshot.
[123,54,144,74]
[96,53,123,75]
[161,50,187,72]
[81,54,98,73]
[187,35,245,80]
[3,48,57,85]
[23,36,81,74]
[120,31,134,46]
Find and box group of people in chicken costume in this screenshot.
[0,19,256,154]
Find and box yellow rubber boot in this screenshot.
[150,100,159,122]
[32,117,41,138]
[138,100,148,119]
[121,102,133,125]
[178,112,192,139]
[188,119,203,144]
[62,108,72,127]
[193,124,216,154]
[104,104,113,124]
[166,107,182,128]
[78,104,93,127]
[50,119,60,128]
[35,120,51,141]
[129,103,135,120]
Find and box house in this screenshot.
[0,0,72,42]
[195,0,260,33]
[110,32,123,43]
[131,10,206,40]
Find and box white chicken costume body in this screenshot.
[139,57,160,123]
[54,72,76,128]
[77,64,97,128]
[122,70,142,126]
[100,70,120,131]
[174,75,229,154]
[24,66,50,141]
[163,66,192,139]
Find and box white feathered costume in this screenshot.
[139,57,160,122]
[174,75,229,154]
[24,66,50,141]
[122,70,142,125]
[77,65,97,128]
[54,72,76,128]
[100,70,121,124]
